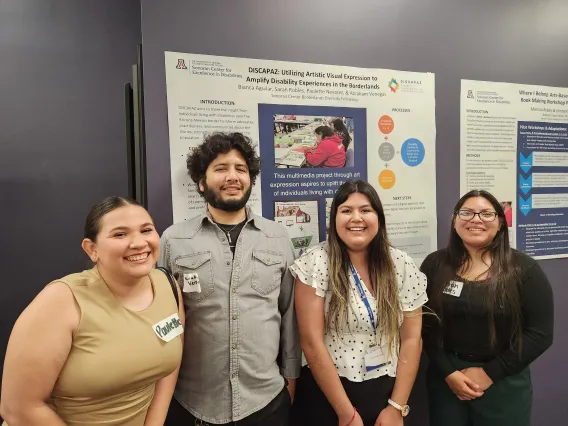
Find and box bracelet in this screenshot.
[346,407,357,426]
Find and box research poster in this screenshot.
[461,79,568,259]
[165,51,437,260]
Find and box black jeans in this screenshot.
[290,366,395,426]
[164,385,290,426]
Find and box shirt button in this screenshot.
[221,237,226,242]
[226,261,230,266]
[232,315,237,320]
[232,344,237,350]
[232,288,237,293]
[231,373,238,379]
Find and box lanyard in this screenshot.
[348,262,376,335]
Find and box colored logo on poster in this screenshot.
[176,59,187,70]
[388,78,399,93]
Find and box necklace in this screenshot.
[218,222,243,244]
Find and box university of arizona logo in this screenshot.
[176,59,187,70]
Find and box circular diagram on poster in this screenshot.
[378,169,396,189]
[378,142,395,162]
[378,115,394,134]
[401,138,425,166]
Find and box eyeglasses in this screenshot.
[455,210,498,222]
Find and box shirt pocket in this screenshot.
[174,252,214,302]
[251,249,284,295]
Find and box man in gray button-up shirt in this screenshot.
[161,132,301,425]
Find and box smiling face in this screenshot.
[453,196,502,250]
[335,192,379,253]
[199,149,252,212]
[82,205,160,279]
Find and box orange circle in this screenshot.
[378,169,396,189]
[378,115,394,134]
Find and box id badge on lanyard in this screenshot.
[349,262,390,372]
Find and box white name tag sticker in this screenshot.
[364,345,390,372]
[153,313,183,342]
[443,280,464,297]
[183,273,201,293]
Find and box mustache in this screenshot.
[221,184,242,190]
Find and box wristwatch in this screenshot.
[388,399,410,417]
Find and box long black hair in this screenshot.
[431,190,522,349]
[331,118,352,150]
[327,180,401,354]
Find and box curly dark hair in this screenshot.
[186,132,261,194]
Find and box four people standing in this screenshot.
[0,129,555,426]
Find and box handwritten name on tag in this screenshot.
[153,313,183,342]
[183,272,201,293]
[443,280,464,297]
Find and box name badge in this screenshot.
[183,272,201,293]
[364,345,390,372]
[443,280,464,297]
[153,313,183,342]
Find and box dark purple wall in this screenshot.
[0,0,141,394]
[141,1,568,424]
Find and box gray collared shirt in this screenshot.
[159,206,301,423]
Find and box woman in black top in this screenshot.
[421,190,553,426]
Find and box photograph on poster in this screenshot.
[274,200,319,255]
[273,114,355,169]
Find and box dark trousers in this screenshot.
[164,385,290,426]
[290,366,395,426]
[427,353,532,426]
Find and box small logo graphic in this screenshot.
[388,78,400,93]
[467,89,474,99]
[176,59,187,70]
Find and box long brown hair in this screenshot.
[326,180,401,353]
[431,190,522,349]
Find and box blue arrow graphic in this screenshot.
[520,152,533,174]
[519,195,532,216]
[519,174,533,195]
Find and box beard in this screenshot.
[202,180,252,212]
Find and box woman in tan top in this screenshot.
[0,197,184,426]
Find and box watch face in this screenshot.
[401,405,410,417]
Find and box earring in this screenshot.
[92,255,98,262]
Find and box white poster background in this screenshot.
[165,52,438,261]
